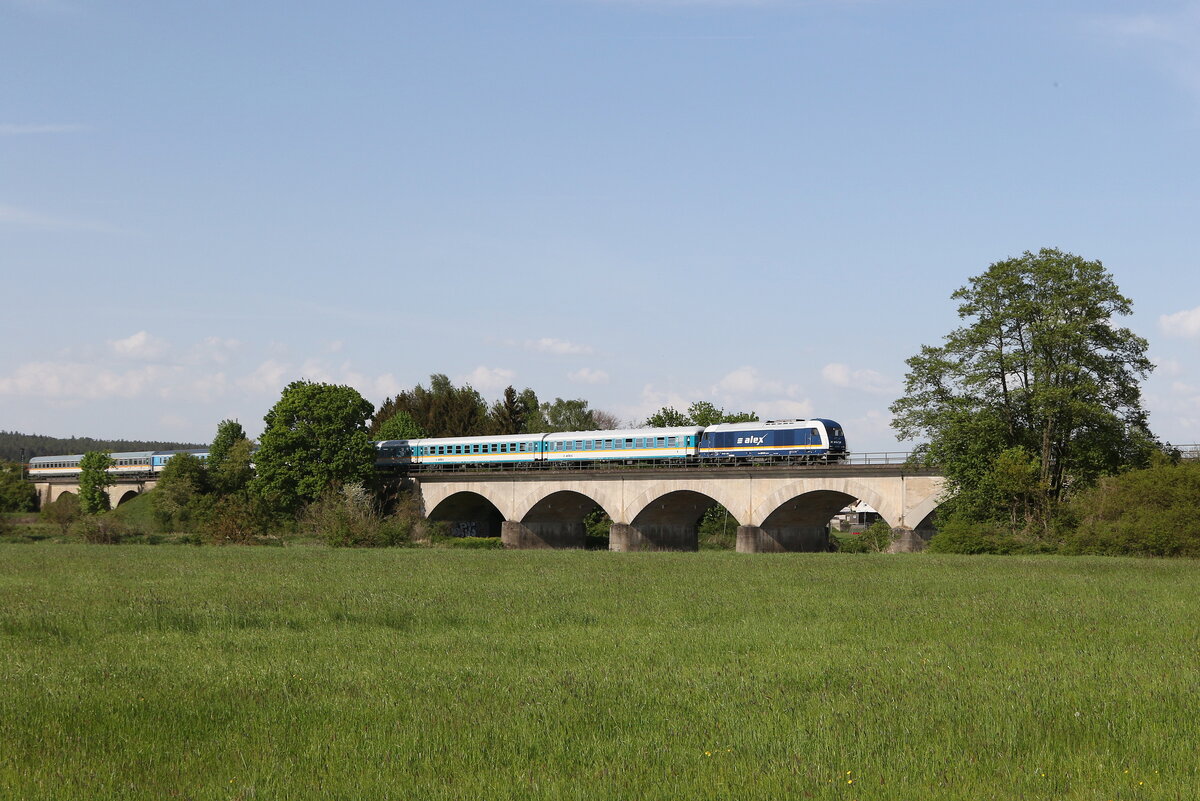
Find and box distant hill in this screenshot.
[0,431,204,463]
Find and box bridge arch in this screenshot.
[753,478,891,529]
[513,483,620,523]
[615,489,724,551]
[624,481,747,528]
[426,491,505,538]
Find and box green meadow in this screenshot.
[1,546,1197,800]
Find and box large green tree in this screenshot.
[78,451,115,514]
[372,374,489,438]
[891,248,1155,532]
[253,381,376,514]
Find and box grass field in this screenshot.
[1,546,1197,800]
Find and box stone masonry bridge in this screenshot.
[34,479,157,511]
[33,463,946,552]
[414,463,945,552]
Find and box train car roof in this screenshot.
[30,450,159,462]
[544,426,704,440]
[398,433,547,447]
[702,420,818,432]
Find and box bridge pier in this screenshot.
[888,527,929,553]
[501,520,586,549]
[609,523,697,552]
[735,525,833,553]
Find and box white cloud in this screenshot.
[239,360,290,395]
[1160,306,1200,338]
[110,331,170,361]
[569,367,610,385]
[462,366,516,393]
[755,398,815,420]
[526,337,593,356]
[821,362,895,394]
[714,366,767,395]
[0,361,174,400]
[0,123,86,135]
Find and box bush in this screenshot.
[304,483,416,548]
[833,532,870,553]
[926,519,1026,554]
[41,494,81,535]
[203,494,273,545]
[1065,460,1200,557]
[73,513,134,544]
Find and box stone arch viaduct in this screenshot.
[34,480,155,511]
[415,464,945,552]
[33,464,946,552]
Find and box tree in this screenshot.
[644,402,757,428]
[0,461,36,512]
[538,398,598,432]
[372,374,488,437]
[78,451,115,514]
[644,407,691,428]
[153,451,210,530]
[211,437,255,497]
[489,386,530,434]
[375,410,426,441]
[207,419,247,474]
[516,388,544,432]
[891,248,1155,533]
[591,409,622,430]
[253,380,376,514]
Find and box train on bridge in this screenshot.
[26,418,847,478]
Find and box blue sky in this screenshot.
[2,0,1198,454]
